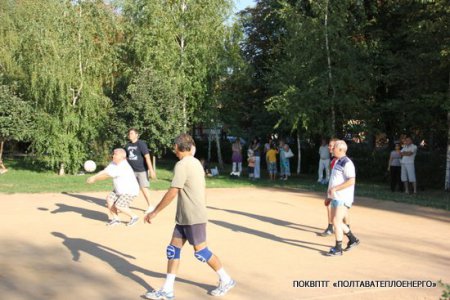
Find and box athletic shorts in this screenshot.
[134,171,150,188]
[401,163,416,182]
[107,192,136,209]
[172,223,207,246]
[268,162,277,174]
[331,199,352,209]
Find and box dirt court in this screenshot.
[0,187,449,300]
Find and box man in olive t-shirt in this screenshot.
[144,133,235,300]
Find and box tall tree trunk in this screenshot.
[180,0,187,132]
[215,127,224,169]
[0,140,4,160]
[208,130,212,162]
[445,72,450,191]
[324,0,336,135]
[296,132,301,174]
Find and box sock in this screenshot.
[327,224,333,231]
[162,273,176,292]
[335,241,342,251]
[217,268,232,283]
[345,230,357,243]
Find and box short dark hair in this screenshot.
[128,128,139,135]
[174,133,195,152]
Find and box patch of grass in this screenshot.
[1,157,449,210]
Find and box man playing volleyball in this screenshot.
[327,140,360,256]
[144,133,235,299]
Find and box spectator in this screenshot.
[400,136,418,194]
[317,139,331,184]
[387,143,402,192]
[231,138,243,176]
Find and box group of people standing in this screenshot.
[87,130,235,299]
[388,136,418,194]
[230,137,293,180]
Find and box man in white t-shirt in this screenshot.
[400,136,417,194]
[87,148,140,226]
[318,139,331,184]
[326,140,360,256]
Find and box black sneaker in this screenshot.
[344,239,360,251]
[321,228,334,236]
[327,247,343,256]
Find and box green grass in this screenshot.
[1,157,449,210]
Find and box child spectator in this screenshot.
[266,144,278,180]
[247,149,255,179]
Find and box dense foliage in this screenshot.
[0,0,448,187]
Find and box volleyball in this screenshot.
[84,160,96,173]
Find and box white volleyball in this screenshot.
[84,160,97,173]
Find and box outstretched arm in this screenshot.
[144,187,179,223]
[86,170,110,184]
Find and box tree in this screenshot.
[266,0,372,139]
[120,67,183,157]
[119,0,233,135]
[0,85,33,158]
[1,0,120,173]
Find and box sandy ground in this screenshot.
[0,187,449,300]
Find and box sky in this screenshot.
[234,0,255,12]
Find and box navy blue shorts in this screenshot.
[172,223,207,245]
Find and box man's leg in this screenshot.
[106,194,119,220]
[115,195,139,226]
[401,164,409,194]
[193,242,235,297]
[145,237,185,300]
[141,187,151,206]
[321,204,333,236]
[343,211,350,228]
[333,205,348,243]
[318,160,324,182]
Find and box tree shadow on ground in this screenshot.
[254,187,450,223]
[209,219,329,254]
[207,206,322,234]
[51,232,214,293]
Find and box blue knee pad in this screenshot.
[194,247,213,263]
[166,244,181,260]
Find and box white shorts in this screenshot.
[401,163,416,182]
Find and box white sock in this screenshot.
[162,273,176,292]
[217,268,231,283]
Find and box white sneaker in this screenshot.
[127,216,139,226]
[106,218,120,226]
[144,289,174,300]
[211,279,236,296]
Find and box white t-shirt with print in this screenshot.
[328,156,356,203]
[105,160,139,196]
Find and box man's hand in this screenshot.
[328,187,336,198]
[144,211,157,224]
[148,169,157,180]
